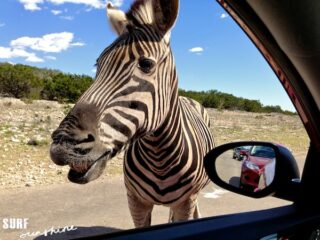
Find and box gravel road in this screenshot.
[0,175,290,240]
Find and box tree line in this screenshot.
[0,62,295,114]
[0,62,93,103]
[179,89,295,115]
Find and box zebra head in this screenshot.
[50,0,180,184]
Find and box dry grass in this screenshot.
[0,98,309,189]
[208,109,309,155]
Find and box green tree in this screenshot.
[242,99,262,112]
[0,63,36,98]
[41,73,93,102]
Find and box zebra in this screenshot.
[50,0,214,228]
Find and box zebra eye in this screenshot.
[138,58,155,74]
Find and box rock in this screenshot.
[11,137,20,143]
[27,139,38,146]
[25,183,32,187]
[49,165,56,169]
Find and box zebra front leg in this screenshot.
[193,199,201,219]
[127,192,154,228]
[169,196,199,222]
[168,208,174,223]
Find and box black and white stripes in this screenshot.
[50,0,215,228]
[124,96,214,205]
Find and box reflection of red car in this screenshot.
[232,146,250,160]
[240,146,276,191]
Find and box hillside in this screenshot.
[0,97,309,190]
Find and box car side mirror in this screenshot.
[204,141,301,201]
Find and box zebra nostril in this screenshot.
[52,131,95,145]
[74,148,92,155]
[87,134,95,142]
[78,134,95,144]
[77,134,95,144]
[73,134,95,156]
[52,132,75,145]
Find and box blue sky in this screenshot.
[0,0,295,111]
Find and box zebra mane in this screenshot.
[126,0,178,41]
[126,0,154,27]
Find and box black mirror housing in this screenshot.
[204,141,300,201]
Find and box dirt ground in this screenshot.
[0,97,309,190]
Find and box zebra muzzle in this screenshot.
[67,149,113,184]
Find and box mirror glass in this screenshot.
[216,145,276,192]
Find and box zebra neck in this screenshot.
[136,97,185,163]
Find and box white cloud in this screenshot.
[45,55,57,60]
[220,13,229,19]
[91,68,97,73]
[26,54,45,62]
[0,47,30,59]
[20,0,120,11]
[49,0,104,8]
[19,0,43,11]
[0,22,5,27]
[0,47,44,62]
[70,42,85,47]
[0,32,83,63]
[10,32,84,53]
[51,9,62,15]
[60,15,74,20]
[189,47,204,54]
[109,0,123,7]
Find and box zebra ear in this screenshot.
[153,0,179,39]
[106,2,128,36]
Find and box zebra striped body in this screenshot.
[125,96,213,206]
[50,0,215,228]
[124,96,214,226]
